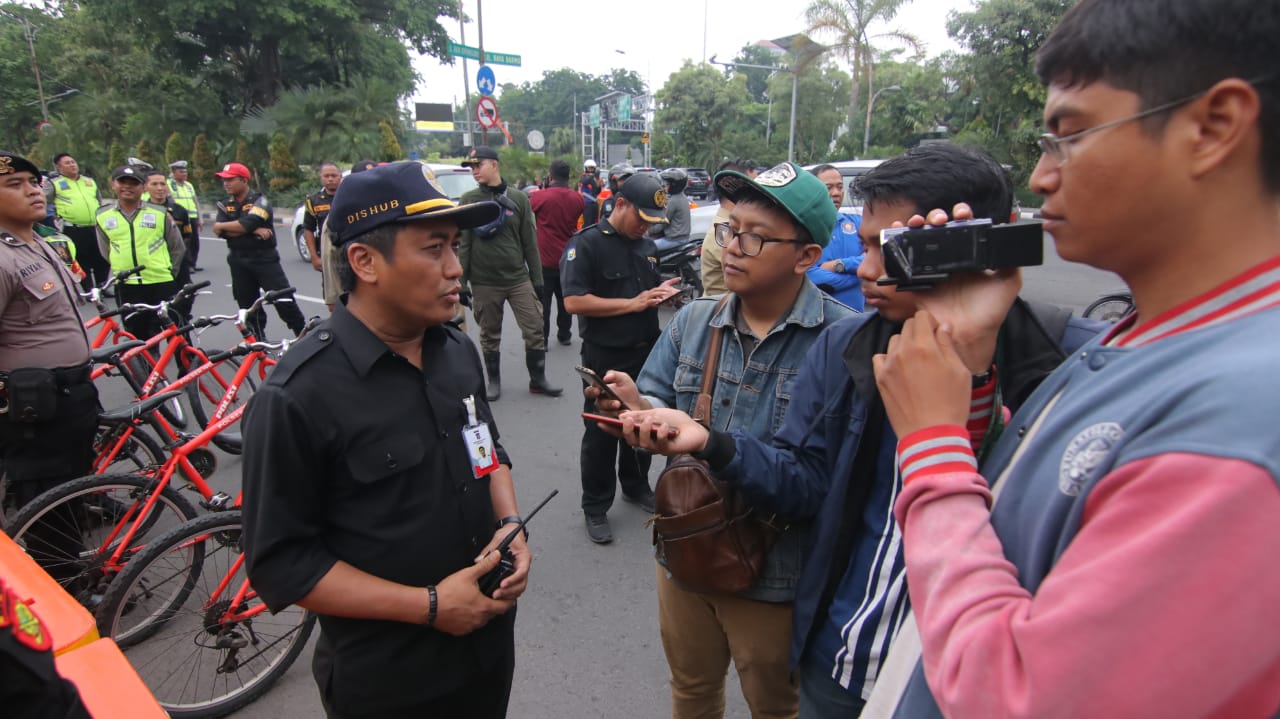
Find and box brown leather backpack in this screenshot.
[652,299,779,594]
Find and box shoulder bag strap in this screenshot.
[691,295,731,424]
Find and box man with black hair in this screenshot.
[700,158,757,297]
[49,153,105,290]
[144,170,196,321]
[863,1,1280,716]
[459,146,561,400]
[304,162,342,273]
[320,160,377,309]
[242,161,529,718]
[618,143,1103,717]
[806,164,864,310]
[529,159,583,346]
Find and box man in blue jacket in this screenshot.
[806,164,864,310]
[617,143,1104,717]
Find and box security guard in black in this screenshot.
[211,163,305,337]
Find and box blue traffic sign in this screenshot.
[477,66,496,96]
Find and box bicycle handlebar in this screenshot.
[262,287,297,303]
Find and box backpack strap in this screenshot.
[691,295,732,424]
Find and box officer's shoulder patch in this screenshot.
[249,206,270,220]
[565,247,577,262]
[1,233,22,246]
[2,586,51,652]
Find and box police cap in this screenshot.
[460,146,500,167]
[0,151,41,180]
[111,165,144,183]
[617,173,668,224]
[328,161,502,246]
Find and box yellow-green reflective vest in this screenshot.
[53,176,99,226]
[95,204,172,285]
[168,178,199,217]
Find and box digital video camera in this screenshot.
[878,219,1044,291]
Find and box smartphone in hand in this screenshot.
[574,366,629,411]
[582,413,679,439]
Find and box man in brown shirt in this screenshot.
[0,150,98,515]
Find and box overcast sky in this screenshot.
[412,0,975,108]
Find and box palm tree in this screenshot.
[805,0,921,142]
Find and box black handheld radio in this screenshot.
[478,489,558,597]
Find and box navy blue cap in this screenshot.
[618,172,668,223]
[460,146,500,166]
[0,151,41,180]
[328,161,501,245]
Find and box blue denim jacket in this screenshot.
[635,279,858,602]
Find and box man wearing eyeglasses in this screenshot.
[614,144,1103,717]
[560,172,680,544]
[864,0,1280,716]
[588,161,857,718]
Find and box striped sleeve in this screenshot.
[897,425,978,486]
[966,371,997,451]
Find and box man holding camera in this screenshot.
[242,162,530,718]
[616,143,1101,717]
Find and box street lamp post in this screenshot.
[709,54,787,158]
[863,85,901,156]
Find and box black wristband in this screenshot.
[691,429,737,471]
[426,585,438,628]
[496,515,528,540]
[972,365,995,389]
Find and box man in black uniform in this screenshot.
[303,161,342,273]
[0,151,98,571]
[211,162,305,338]
[144,170,195,321]
[561,172,679,544]
[242,161,530,719]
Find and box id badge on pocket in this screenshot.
[463,395,498,478]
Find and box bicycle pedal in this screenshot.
[200,491,235,512]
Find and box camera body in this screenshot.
[878,219,1044,291]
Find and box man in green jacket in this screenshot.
[459,146,561,400]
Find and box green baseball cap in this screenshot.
[713,161,836,248]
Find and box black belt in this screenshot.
[0,364,92,386]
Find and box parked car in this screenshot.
[682,167,712,200]
[290,162,478,263]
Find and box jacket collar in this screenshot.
[707,277,833,334]
[330,302,458,378]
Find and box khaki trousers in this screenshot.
[471,281,545,353]
[656,564,799,719]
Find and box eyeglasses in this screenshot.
[1037,90,1209,167]
[714,222,806,257]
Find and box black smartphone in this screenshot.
[581,413,679,439]
[574,365,629,410]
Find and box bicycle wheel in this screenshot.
[180,352,256,455]
[97,511,316,718]
[125,353,190,430]
[1084,293,1135,323]
[94,421,166,475]
[5,473,199,608]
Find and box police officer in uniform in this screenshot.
[320,160,377,309]
[144,169,196,321]
[166,160,201,271]
[304,162,342,274]
[49,153,105,290]
[94,166,185,340]
[561,172,678,544]
[211,162,305,338]
[242,161,529,718]
[0,151,99,545]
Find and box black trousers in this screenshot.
[226,248,306,338]
[538,267,573,343]
[63,224,108,290]
[0,375,98,582]
[185,221,201,267]
[116,281,178,341]
[579,340,654,515]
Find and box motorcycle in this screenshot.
[653,235,703,309]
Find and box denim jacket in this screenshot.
[636,278,858,602]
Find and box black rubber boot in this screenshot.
[483,351,502,402]
[526,349,563,397]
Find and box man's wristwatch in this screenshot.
[833,259,846,273]
[496,515,528,540]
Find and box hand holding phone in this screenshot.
[575,366,630,411]
[582,412,679,439]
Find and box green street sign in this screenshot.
[589,104,601,129]
[447,42,521,67]
[618,95,632,122]
[484,52,522,67]
[448,41,480,61]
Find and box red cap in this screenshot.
[214,162,250,179]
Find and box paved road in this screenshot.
[110,223,1120,719]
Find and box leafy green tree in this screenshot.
[768,61,852,164]
[191,133,216,194]
[377,121,403,162]
[268,132,299,193]
[164,132,185,166]
[656,62,759,169]
[805,0,921,135]
[133,140,154,165]
[107,140,125,172]
[730,44,786,104]
[241,78,405,164]
[235,140,250,168]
